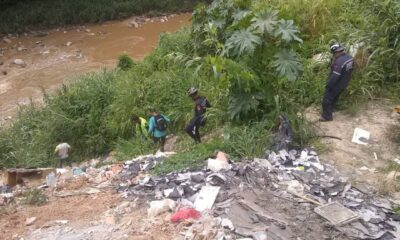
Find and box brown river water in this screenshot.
[0,14,190,125]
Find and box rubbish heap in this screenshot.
[115,149,400,240]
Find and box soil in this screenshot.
[305,101,400,191]
[0,191,119,240]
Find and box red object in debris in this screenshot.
[170,208,201,222]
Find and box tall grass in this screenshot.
[0,0,203,34]
[1,0,399,171]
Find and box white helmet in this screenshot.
[187,86,198,96]
[330,43,345,53]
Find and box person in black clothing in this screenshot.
[185,87,211,143]
[320,43,354,121]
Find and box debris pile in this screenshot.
[115,149,400,239]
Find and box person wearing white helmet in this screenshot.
[185,87,211,143]
[320,43,354,121]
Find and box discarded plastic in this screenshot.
[170,208,201,222]
[46,172,56,187]
[207,158,230,172]
[352,128,370,145]
[194,186,220,212]
[72,167,83,176]
[147,199,176,217]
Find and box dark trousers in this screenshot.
[58,158,72,168]
[322,88,343,120]
[185,116,202,143]
[152,136,166,152]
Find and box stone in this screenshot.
[129,20,139,28]
[66,41,72,46]
[13,59,26,67]
[26,217,37,226]
[17,47,27,51]
[1,70,6,75]
[3,38,12,43]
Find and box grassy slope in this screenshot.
[0,0,399,172]
[0,0,205,34]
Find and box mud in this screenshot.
[0,14,190,123]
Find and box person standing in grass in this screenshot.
[147,108,170,152]
[131,115,149,139]
[54,142,72,168]
[185,87,211,143]
[320,43,354,121]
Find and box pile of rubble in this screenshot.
[114,149,400,240]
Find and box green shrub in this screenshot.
[22,189,48,206]
[117,54,135,71]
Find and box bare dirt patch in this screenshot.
[0,191,119,240]
[305,101,400,190]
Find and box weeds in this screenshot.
[1,0,400,172]
[21,189,48,206]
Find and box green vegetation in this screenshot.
[1,0,400,173]
[21,189,48,206]
[0,0,204,34]
[117,54,135,71]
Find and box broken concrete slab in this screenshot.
[194,186,220,212]
[315,201,359,225]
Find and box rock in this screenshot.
[1,70,7,75]
[3,38,12,44]
[85,29,91,33]
[66,41,72,46]
[17,46,27,51]
[26,217,37,226]
[13,59,26,67]
[160,19,165,23]
[34,31,48,37]
[129,20,139,28]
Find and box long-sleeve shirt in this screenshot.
[194,96,211,117]
[326,53,354,91]
[148,114,171,138]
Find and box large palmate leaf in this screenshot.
[232,10,251,25]
[271,49,302,81]
[274,20,303,43]
[228,92,264,121]
[225,30,262,56]
[251,9,278,34]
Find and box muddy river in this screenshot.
[0,14,190,124]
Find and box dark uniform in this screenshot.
[322,53,354,120]
[185,96,211,143]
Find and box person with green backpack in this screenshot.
[147,107,170,152]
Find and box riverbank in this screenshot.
[0,14,190,125]
[0,0,203,34]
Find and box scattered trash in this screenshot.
[352,128,370,145]
[221,218,234,231]
[72,167,83,176]
[147,199,176,217]
[13,59,26,67]
[26,217,37,226]
[194,186,220,212]
[315,202,359,225]
[207,158,230,172]
[170,208,201,222]
[46,172,56,187]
